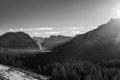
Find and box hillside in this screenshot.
[0,32,39,49]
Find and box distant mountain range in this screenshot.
[33,35,72,50]
[0,32,39,49]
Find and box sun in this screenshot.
[116,9,120,18]
[113,5,120,18]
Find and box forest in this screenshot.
[0,51,120,80]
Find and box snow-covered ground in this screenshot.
[0,64,49,80]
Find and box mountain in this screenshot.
[33,37,44,50]
[53,18,120,61]
[0,32,39,49]
[41,35,72,50]
[32,18,120,65]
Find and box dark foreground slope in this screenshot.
[0,32,39,49]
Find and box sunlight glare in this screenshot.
[116,9,120,18]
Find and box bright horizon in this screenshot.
[0,0,120,37]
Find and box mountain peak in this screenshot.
[98,18,120,30]
[108,18,120,24]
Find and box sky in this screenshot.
[0,0,120,37]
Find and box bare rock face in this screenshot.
[0,32,39,49]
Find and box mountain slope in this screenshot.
[0,32,39,49]
[53,18,120,61]
[33,18,120,65]
[41,35,72,50]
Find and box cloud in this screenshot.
[66,30,81,34]
[67,26,96,34]
[33,32,39,35]
[68,27,81,30]
[43,26,96,36]
[45,30,81,36]
[45,31,61,35]
[35,27,54,30]
[68,27,96,31]
[9,29,15,32]
[19,28,33,31]
[9,26,96,37]
[9,27,54,32]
